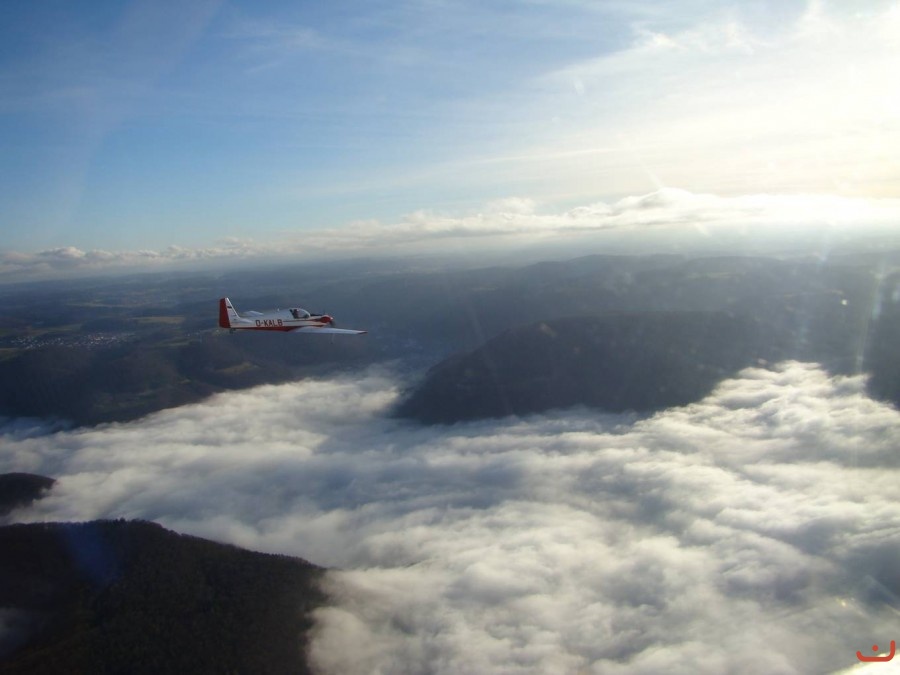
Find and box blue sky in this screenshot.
[2,0,899,277]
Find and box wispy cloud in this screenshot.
[3,188,898,281]
[0,240,272,280]
[268,1,900,218]
[495,1,900,200]
[2,362,900,672]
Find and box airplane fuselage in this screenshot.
[228,309,334,332]
[218,297,365,335]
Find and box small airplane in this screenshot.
[218,297,366,335]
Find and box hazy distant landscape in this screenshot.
[1,252,898,426]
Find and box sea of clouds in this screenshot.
[2,361,899,674]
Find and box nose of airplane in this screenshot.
[323,315,334,324]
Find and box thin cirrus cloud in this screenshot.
[490,1,900,203]
[2,361,899,672]
[276,2,900,212]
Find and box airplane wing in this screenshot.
[289,327,367,335]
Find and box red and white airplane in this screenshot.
[218,297,366,335]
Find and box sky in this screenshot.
[2,0,900,279]
[3,362,900,672]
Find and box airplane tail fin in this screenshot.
[218,298,240,328]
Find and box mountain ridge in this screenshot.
[395,310,791,423]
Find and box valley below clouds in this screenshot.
[2,362,899,674]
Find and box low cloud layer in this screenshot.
[2,362,900,673]
[4,189,900,281]
[0,240,271,281]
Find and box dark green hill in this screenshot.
[0,474,55,517]
[0,520,325,674]
[395,311,786,423]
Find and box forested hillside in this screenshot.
[0,520,325,674]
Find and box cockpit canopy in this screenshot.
[290,308,311,319]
